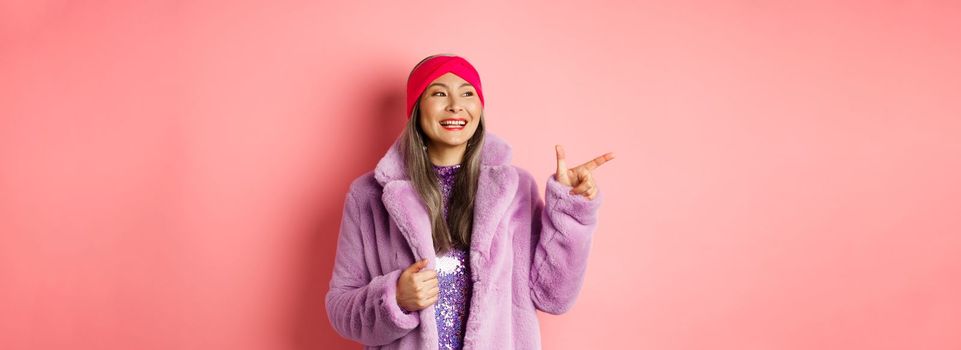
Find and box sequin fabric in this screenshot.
[431,163,472,350]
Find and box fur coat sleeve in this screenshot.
[325,190,420,346]
[528,173,604,315]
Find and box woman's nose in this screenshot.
[447,100,463,112]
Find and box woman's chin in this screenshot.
[442,141,469,148]
[428,137,466,148]
[431,133,474,147]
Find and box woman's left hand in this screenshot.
[555,144,614,201]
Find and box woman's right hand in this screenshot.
[396,259,439,312]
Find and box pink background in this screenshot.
[2,1,960,349]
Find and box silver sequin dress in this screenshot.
[431,163,472,350]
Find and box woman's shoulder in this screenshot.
[510,165,540,190]
[345,170,382,202]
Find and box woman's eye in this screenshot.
[431,91,473,97]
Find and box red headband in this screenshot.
[405,55,485,119]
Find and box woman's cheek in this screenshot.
[468,102,482,116]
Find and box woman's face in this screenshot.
[418,72,482,150]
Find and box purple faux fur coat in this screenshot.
[325,131,603,349]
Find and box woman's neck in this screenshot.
[427,142,467,166]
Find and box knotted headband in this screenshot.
[405,54,485,119]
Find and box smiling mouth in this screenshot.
[439,119,467,130]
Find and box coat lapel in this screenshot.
[468,160,518,283]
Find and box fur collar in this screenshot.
[374,131,513,185]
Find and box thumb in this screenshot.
[406,258,428,273]
[555,144,570,185]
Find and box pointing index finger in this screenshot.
[578,152,615,171]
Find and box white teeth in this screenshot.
[440,120,466,126]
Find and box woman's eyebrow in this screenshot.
[427,82,473,89]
